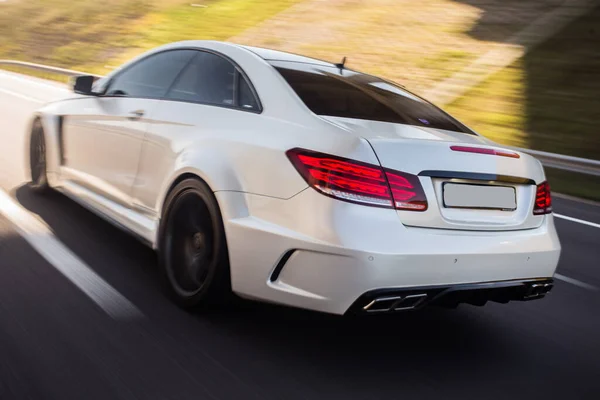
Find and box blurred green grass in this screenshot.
[445,4,600,201]
[0,0,300,76]
[445,5,600,160]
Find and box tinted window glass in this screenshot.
[238,75,259,111]
[106,50,196,98]
[272,61,473,134]
[166,51,235,106]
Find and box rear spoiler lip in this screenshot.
[418,170,536,185]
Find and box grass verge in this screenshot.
[445,4,600,160]
[0,0,300,76]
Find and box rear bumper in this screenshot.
[217,190,561,315]
[348,278,554,314]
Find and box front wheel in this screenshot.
[29,119,50,193]
[158,178,231,309]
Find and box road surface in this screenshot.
[1,70,599,400]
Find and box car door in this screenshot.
[60,49,197,208]
[132,50,262,218]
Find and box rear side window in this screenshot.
[272,62,473,134]
[238,76,259,111]
[105,50,196,98]
[166,51,235,106]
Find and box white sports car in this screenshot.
[27,40,560,314]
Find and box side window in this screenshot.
[105,50,196,98]
[238,75,259,111]
[166,51,235,106]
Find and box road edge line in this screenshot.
[554,213,600,229]
[0,189,144,320]
[555,273,598,291]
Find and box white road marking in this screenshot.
[555,213,600,229]
[0,87,44,103]
[0,70,68,91]
[555,273,599,291]
[0,189,143,320]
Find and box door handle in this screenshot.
[127,110,145,120]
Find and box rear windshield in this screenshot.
[271,61,474,134]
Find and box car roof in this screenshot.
[156,40,336,68]
[237,45,336,67]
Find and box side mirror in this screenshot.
[71,75,97,95]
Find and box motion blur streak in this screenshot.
[0,189,143,320]
[554,273,599,291]
[0,87,43,103]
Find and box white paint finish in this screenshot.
[58,180,157,246]
[554,213,600,229]
[219,189,560,315]
[136,97,372,215]
[554,273,598,291]
[0,189,143,320]
[367,135,544,181]
[61,97,159,207]
[364,134,545,231]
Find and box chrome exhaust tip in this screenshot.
[524,282,553,299]
[362,296,402,313]
[394,294,428,311]
[363,294,428,313]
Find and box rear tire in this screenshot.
[29,119,50,193]
[158,178,231,309]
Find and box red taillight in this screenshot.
[533,181,552,215]
[385,170,428,211]
[450,145,520,159]
[287,148,428,211]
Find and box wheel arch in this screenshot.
[153,164,243,249]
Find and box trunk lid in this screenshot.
[322,116,546,231]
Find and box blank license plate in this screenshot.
[443,183,516,210]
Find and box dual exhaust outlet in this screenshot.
[362,281,554,313]
[362,293,428,313]
[524,282,553,299]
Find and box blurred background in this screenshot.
[1,3,600,399]
[1,0,599,199]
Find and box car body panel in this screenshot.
[217,189,560,314]
[61,96,159,207]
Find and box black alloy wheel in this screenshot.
[159,178,231,309]
[29,119,49,193]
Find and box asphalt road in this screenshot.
[1,70,600,400]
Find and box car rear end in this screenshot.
[227,52,560,315]
[278,142,559,315]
